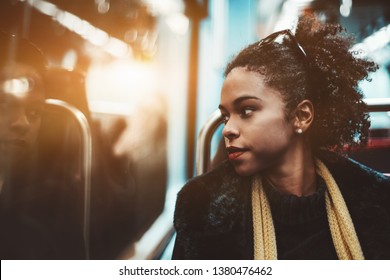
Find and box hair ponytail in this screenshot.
[294,14,378,151]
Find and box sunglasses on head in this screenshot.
[257,29,307,58]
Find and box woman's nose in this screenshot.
[10,112,30,135]
[222,119,239,141]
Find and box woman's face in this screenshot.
[0,63,45,168]
[219,67,296,176]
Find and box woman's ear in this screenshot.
[293,100,314,134]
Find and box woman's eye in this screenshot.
[221,115,229,124]
[240,108,254,118]
[27,108,42,120]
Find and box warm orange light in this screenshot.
[86,59,158,115]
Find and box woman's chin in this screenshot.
[232,162,258,177]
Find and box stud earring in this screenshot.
[296,128,303,134]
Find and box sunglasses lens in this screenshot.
[257,30,306,58]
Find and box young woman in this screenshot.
[172,15,390,260]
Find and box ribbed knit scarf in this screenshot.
[251,158,364,260]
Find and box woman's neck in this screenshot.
[263,144,316,197]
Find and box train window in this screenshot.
[348,68,390,174]
[0,0,188,260]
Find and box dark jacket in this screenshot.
[172,152,390,259]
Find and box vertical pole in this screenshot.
[22,1,32,39]
[186,17,200,179]
[184,0,208,179]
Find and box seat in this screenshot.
[39,99,92,259]
[347,98,390,175]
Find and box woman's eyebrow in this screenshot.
[233,95,260,107]
[219,96,260,111]
[218,104,227,111]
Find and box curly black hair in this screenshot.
[224,14,378,153]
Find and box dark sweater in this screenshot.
[263,176,337,259]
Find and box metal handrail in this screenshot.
[44,99,92,259]
[196,98,390,176]
[196,110,223,176]
[364,98,390,112]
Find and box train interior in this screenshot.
[0,0,388,260]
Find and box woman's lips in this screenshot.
[226,146,248,160]
[6,139,28,147]
[1,139,29,150]
[228,151,245,160]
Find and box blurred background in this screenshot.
[0,0,388,259]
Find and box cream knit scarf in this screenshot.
[251,158,364,260]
